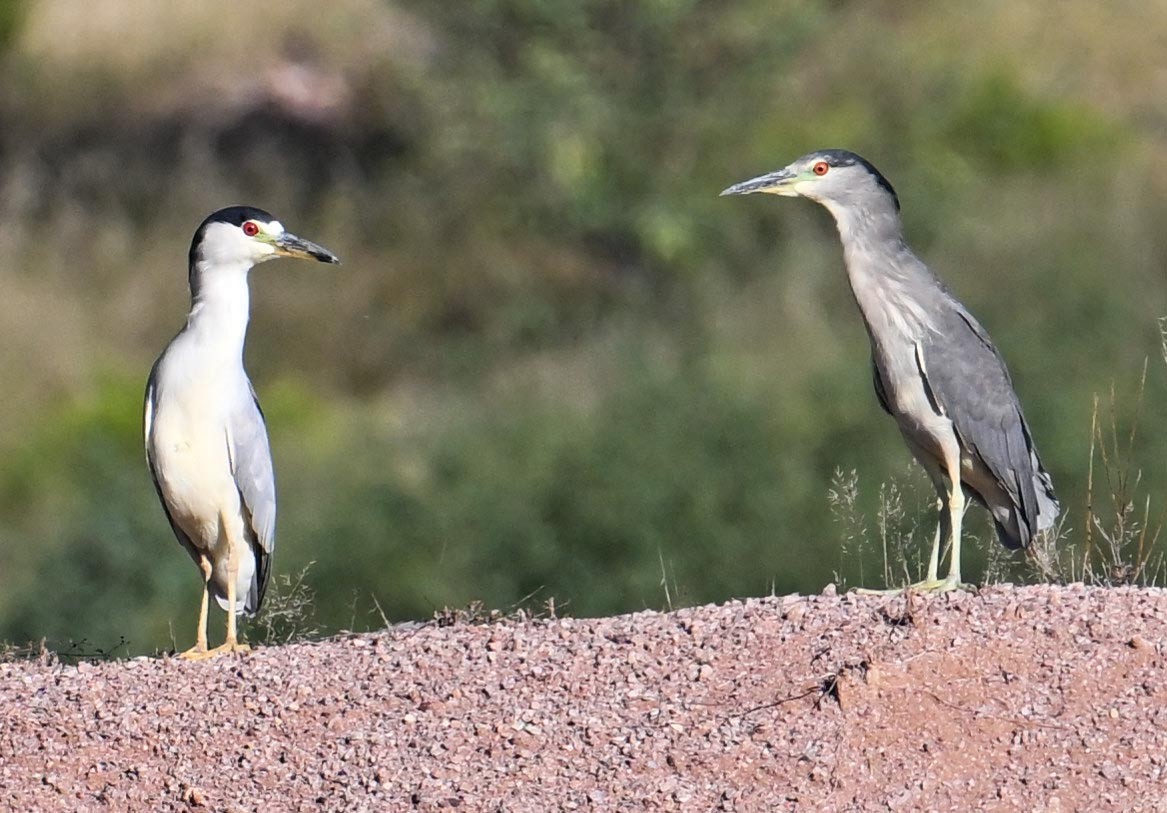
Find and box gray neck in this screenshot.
[185,261,252,363]
[819,198,938,341]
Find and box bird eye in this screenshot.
[242,221,260,237]
[812,161,830,176]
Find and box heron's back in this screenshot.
[845,245,1058,549]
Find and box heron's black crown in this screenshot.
[188,206,277,270]
[816,149,900,212]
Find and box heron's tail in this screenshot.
[992,519,1025,551]
[212,591,261,617]
[211,550,261,617]
[1000,466,1059,550]
[1034,468,1060,533]
[989,464,1059,551]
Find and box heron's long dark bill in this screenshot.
[719,167,798,197]
[275,232,341,264]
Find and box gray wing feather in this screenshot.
[228,385,277,613]
[919,302,1058,548]
[871,357,892,416]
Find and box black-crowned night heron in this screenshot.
[144,206,339,658]
[722,149,1059,591]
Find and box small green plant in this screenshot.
[828,468,866,586]
[875,480,916,589]
[1017,327,1167,587]
[432,587,563,628]
[0,637,129,663]
[0,639,51,664]
[828,467,929,590]
[1074,367,1164,586]
[432,600,495,627]
[657,548,679,612]
[1019,342,1164,588]
[247,562,323,647]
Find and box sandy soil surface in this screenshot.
[2,584,1167,811]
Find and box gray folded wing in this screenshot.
[228,386,277,613]
[917,301,1059,548]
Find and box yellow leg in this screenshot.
[182,514,251,660]
[942,453,965,589]
[857,450,968,596]
[208,509,250,656]
[179,555,212,659]
[925,497,942,583]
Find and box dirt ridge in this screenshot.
[3,584,1167,811]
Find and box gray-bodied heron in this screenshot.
[145,206,339,658]
[722,149,1059,591]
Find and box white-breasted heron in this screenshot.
[144,206,339,658]
[722,149,1059,591]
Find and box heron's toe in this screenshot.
[208,641,251,657]
[854,577,972,596]
[178,642,251,660]
[911,576,971,594]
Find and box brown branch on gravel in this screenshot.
[731,661,868,721]
[919,689,1071,731]
[704,671,854,723]
[54,637,130,663]
[734,684,826,719]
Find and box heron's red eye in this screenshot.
[812,161,829,176]
[242,221,260,237]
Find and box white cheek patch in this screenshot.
[198,220,280,267]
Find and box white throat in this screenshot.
[820,200,937,342]
[186,260,253,362]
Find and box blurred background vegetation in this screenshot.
[0,0,1164,655]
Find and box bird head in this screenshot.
[720,149,899,214]
[188,206,341,273]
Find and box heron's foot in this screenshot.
[178,641,250,660]
[855,576,971,595]
[209,640,251,657]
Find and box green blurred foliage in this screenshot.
[0,0,24,51]
[0,0,1165,655]
[941,71,1115,169]
[302,353,806,625]
[0,376,188,648]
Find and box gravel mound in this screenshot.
[2,584,1166,811]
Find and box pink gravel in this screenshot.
[2,584,1167,811]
